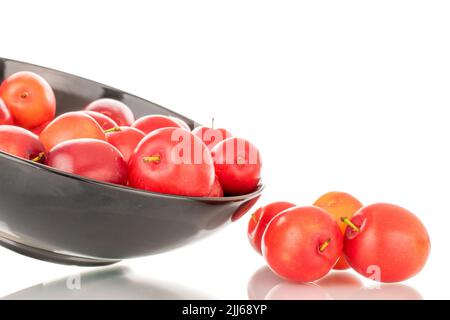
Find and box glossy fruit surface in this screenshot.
[0,125,45,161]
[262,206,343,283]
[170,116,190,131]
[343,203,430,283]
[0,71,55,129]
[248,201,296,255]
[82,110,118,130]
[46,138,127,185]
[30,120,50,135]
[192,126,232,150]
[85,98,135,126]
[0,98,14,125]
[314,191,363,270]
[128,127,214,197]
[208,176,224,197]
[105,126,145,163]
[132,115,184,135]
[39,112,106,152]
[212,137,261,196]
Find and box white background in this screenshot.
[0,0,449,299]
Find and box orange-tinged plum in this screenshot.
[40,112,106,152]
[314,191,363,270]
[0,71,55,129]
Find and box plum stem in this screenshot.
[251,214,258,223]
[211,117,215,129]
[341,217,360,232]
[143,155,161,163]
[319,238,331,252]
[31,152,45,163]
[104,127,121,133]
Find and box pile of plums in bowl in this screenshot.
[0,71,262,198]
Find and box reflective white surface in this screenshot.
[0,236,426,300]
[248,266,422,300]
[0,255,424,300]
[3,266,209,300]
[0,0,447,300]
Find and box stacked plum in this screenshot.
[0,71,262,198]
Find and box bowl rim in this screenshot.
[0,57,264,202]
[0,56,192,125]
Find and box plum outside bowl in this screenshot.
[0,57,263,266]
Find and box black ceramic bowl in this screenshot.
[0,57,263,266]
